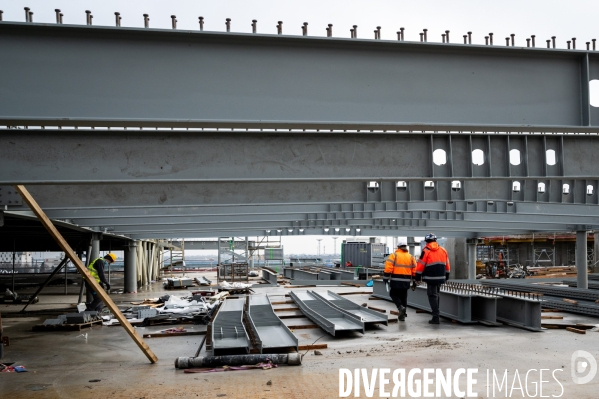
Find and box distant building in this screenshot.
[0,252,33,263]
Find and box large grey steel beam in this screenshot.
[126,227,552,239]
[10,201,599,222]
[51,210,599,228]
[0,23,598,131]
[171,240,250,251]
[76,215,599,235]
[2,131,599,184]
[246,295,297,353]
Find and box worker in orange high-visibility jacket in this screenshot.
[415,233,450,325]
[383,240,416,321]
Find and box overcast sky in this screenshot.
[3,1,597,254]
[3,0,599,45]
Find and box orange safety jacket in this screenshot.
[383,248,416,290]
[415,241,450,284]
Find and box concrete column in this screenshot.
[87,233,102,302]
[576,230,588,289]
[594,231,599,273]
[245,237,249,264]
[90,233,101,262]
[407,237,415,256]
[467,239,477,280]
[444,237,468,279]
[124,241,138,293]
[217,237,222,265]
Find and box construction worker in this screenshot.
[383,240,416,321]
[86,253,116,311]
[415,233,450,324]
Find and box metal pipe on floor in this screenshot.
[175,353,301,369]
[576,230,588,289]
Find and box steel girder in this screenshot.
[5,179,599,208]
[7,199,599,238]
[123,229,531,240]
[1,22,599,131]
[1,131,599,184]
[117,222,581,240]
[8,201,599,220]
[9,208,598,230]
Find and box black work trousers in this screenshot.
[389,288,408,311]
[85,282,105,312]
[427,283,441,319]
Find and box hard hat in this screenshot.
[425,233,437,242]
[105,253,117,262]
[397,240,408,247]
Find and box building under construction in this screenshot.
[0,4,598,398]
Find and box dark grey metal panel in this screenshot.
[0,23,590,130]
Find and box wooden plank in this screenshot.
[298,344,328,351]
[541,323,596,330]
[541,315,564,319]
[566,327,586,334]
[415,309,430,314]
[286,324,319,330]
[32,319,103,332]
[278,314,306,319]
[283,285,317,289]
[143,331,207,338]
[15,185,158,364]
[337,291,373,296]
[341,282,363,287]
[563,298,578,305]
[390,310,399,316]
[271,301,294,305]
[273,307,299,312]
[541,309,562,312]
[367,306,387,314]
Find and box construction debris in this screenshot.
[164,278,194,289]
[34,311,103,332]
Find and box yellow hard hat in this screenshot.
[105,253,117,262]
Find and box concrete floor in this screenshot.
[1,272,598,398]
